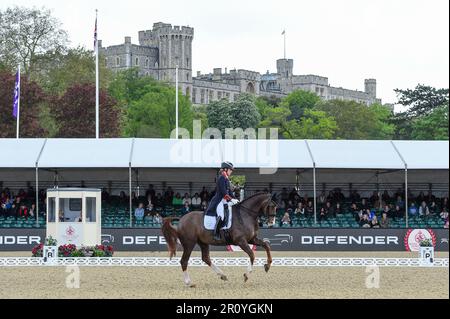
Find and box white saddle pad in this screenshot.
[204,209,233,230]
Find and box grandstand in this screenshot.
[0,138,448,230]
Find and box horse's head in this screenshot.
[259,194,277,219]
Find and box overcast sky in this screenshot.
[1,0,449,106]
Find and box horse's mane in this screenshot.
[238,192,271,206]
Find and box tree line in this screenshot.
[0,6,448,140]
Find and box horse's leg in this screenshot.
[249,237,272,273]
[237,240,255,282]
[180,238,196,288]
[199,242,227,281]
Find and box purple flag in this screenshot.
[12,70,19,118]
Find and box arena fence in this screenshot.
[0,257,448,267]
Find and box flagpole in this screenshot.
[283,30,286,60]
[175,64,179,139]
[95,9,99,139]
[16,64,20,139]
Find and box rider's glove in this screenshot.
[229,198,240,206]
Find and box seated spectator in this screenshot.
[417,191,426,204]
[382,205,391,219]
[59,210,65,222]
[302,194,309,205]
[380,212,389,228]
[370,215,380,228]
[201,200,208,211]
[286,200,295,210]
[154,213,162,224]
[181,202,190,215]
[408,203,418,217]
[350,203,361,221]
[395,196,405,209]
[182,193,191,206]
[418,201,430,218]
[281,212,291,226]
[164,186,175,205]
[325,201,333,217]
[145,202,154,216]
[361,198,369,210]
[359,214,370,228]
[172,193,183,206]
[440,208,449,221]
[18,204,28,219]
[444,217,449,229]
[134,203,145,221]
[429,201,438,216]
[28,204,36,218]
[294,203,304,217]
[333,202,343,215]
[366,209,375,221]
[267,215,276,228]
[394,205,404,220]
[191,193,201,208]
[442,197,449,211]
[75,212,82,222]
[318,191,326,206]
[319,207,328,221]
[305,201,314,217]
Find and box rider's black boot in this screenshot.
[214,217,223,241]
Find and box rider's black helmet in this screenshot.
[221,161,234,170]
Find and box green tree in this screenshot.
[206,99,234,136]
[393,84,449,139]
[291,109,337,139]
[367,103,396,139]
[410,105,449,140]
[230,93,261,129]
[280,89,320,120]
[123,81,193,138]
[32,47,113,95]
[0,6,68,75]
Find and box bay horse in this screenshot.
[161,192,277,287]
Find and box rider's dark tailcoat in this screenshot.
[205,172,234,217]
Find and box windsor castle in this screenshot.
[100,22,382,105]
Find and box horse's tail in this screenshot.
[161,217,180,259]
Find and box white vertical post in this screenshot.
[16,64,21,139]
[313,166,317,224]
[95,9,100,139]
[175,64,179,139]
[36,167,39,227]
[129,165,132,227]
[405,167,408,228]
[283,31,286,60]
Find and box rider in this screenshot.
[206,161,240,240]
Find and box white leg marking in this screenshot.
[211,263,224,276]
[183,271,191,286]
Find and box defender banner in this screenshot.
[0,228,448,252]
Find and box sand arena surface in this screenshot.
[0,251,448,299]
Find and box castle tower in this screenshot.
[139,22,194,95]
[364,79,377,98]
[277,58,293,78]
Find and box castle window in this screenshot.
[201,89,205,104]
[116,57,120,66]
[145,59,149,67]
[186,57,189,67]
[209,90,213,102]
[186,72,190,81]
[192,88,197,103]
[135,57,139,66]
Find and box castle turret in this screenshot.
[364,78,377,98]
[277,58,293,78]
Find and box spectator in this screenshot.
[395,195,405,209]
[154,193,164,208]
[286,200,295,211]
[305,201,314,217]
[380,212,389,228]
[359,214,370,228]
[119,191,128,205]
[294,203,304,217]
[164,186,174,205]
[289,188,298,202]
[418,201,430,218]
[75,212,82,222]
[366,209,375,221]
[369,191,379,207]
[201,200,208,211]
[28,204,36,218]
[281,212,291,226]
[134,203,145,221]
[182,202,190,215]
[444,217,449,229]
[350,203,360,221]
[429,201,438,216]
[417,191,426,204]
[370,215,380,228]
[59,210,65,222]
[302,194,309,205]
[319,207,328,221]
[199,187,209,201]
[440,208,449,221]
[394,205,404,220]
[318,191,326,206]
[145,184,156,203]
[334,188,345,203]
[267,215,276,228]
[101,188,110,201]
[154,213,162,224]
[361,198,369,210]
[332,203,342,216]
[408,203,418,217]
[182,193,191,206]
[325,201,333,217]
[441,197,449,211]
[18,204,28,219]
[191,193,201,208]
[172,193,183,206]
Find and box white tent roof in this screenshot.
[306,140,405,169]
[37,138,133,168]
[0,138,448,170]
[392,140,449,169]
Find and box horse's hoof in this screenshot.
[264,264,270,273]
[186,283,196,288]
[243,274,249,282]
[220,275,228,281]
